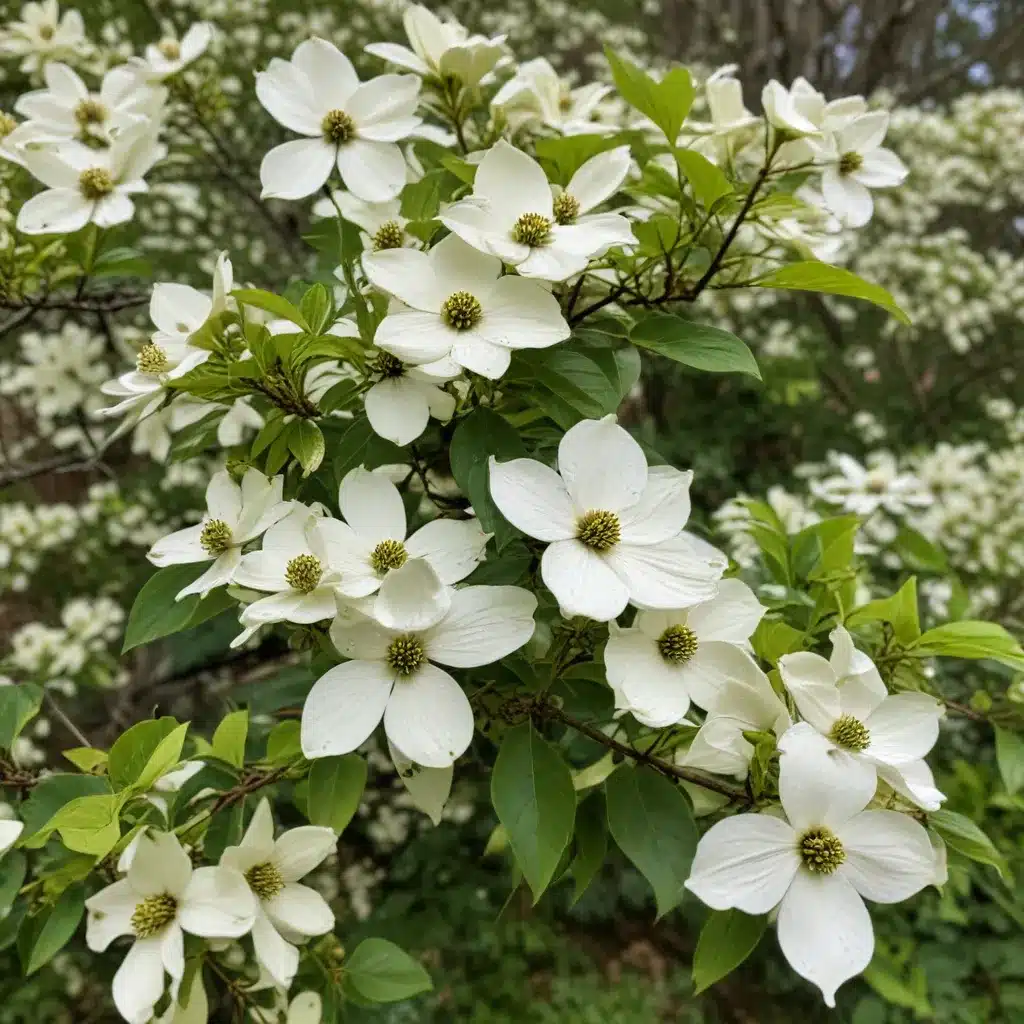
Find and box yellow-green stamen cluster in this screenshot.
[370,539,408,574]
[158,39,181,60]
[372,220,404,250]
[839,151,863,175]
[576,510,621,552]
[136,342,170,374]
[553,192,580,225]
[441,291,483,331]
[131,893,178,937]
[657,624,699,664]
[829,714,871,752]
[246,861,285,901]
[285,554,323,593]
[200,519,233,556]
[799,826,846,875]
[322,109,355,144]
[512,212,552,247]
[74,99,107,126]
[39,24,55,40]
[79,167,114,201]
[387,635,426,676]
[372,351,404,378]
[0,112,17,139]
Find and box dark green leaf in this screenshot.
[344,937,433,1003]
[20,883,85,976]
[401,171,444,221]
[0,684,43,750]
[289,419,326,477]
[929,810,1009,880]
[204,798,246,861]
[108,718,179,790]
[755,262,910,324]
[995,728,1024,796]
[570,792,607,906]
[630,315,760,379]
[692,909,767,993]
[299,283,332,335]
[306,755,366,834]
[0,852,26,918]
[534,133,634,185]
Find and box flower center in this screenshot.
[131,893,178,937]
[828,713,871,752]
[79,168,114,201]
[285,554,323,593]
[553,192,580,225]
[322,109,355,144]
[200,518,233,555]
[657,624,699,664]
[576,510,621,552]
[839,151,863,175]
[39,24,55,40]
[512,212,552,247]
[0,112,18,139]
[370,539,408,574]
[158,39,181,60]
[372,220,404,250]
[136,342,170,374]
[74,99,107,126]
[441,290,482,330]
[386,634,426,677]
[558,93,573,113]
[245,861,285,901]
[372,351,405,378]
[798,826,846,875]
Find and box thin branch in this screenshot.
[0,453,102,487]
[44,692,92,747]
[0,291,149,314]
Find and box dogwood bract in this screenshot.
[489,416,727,621]
[363,350,458,445]
[130,22,212,80]
[313,189,412,251]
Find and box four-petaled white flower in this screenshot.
[362,232,570,379]
[685,723,937,1007]
[491,58,610,135]
[150,250,234,347]
[779,626,945,809]
[761,80,820,136]
[148,469,291,599]
[313,189,412,251]
[256,37,422,202]
[16,121,165,234]
[85,831,256,1024]
[810,451,931,516]
[441,141,635,281]
[302,576,536,767]
[605,579,766,726]
[363,349,458,446]
[0,1,88,74]
[220,798,336,990]
[365,4,506,86]
[489,416,727,621]
[129,22,213,80]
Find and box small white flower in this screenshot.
[365,4,505,86]
[489,416,727,621]
[441,140,635,281]
[810,452,931,516]
[256,37,422,202]
[312,189,411,251]
[364,349,458,446]
[220,799,336,990]
[148,469,291,599]
[362,232,570,378]
[761,80,820,136]
[0,819,23,857]
[605,579,766,726]
[685,724,937,1007]
[0,1,88,74]
[16,121,165,234]
[491,57,610,135]
[85,831,256,1024]
[702,67,758,134]
[779,626,945,810]
[302,574,536,767]
[130,22,213,80]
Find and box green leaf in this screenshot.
[328,416,407,482]
[204,798,247,861]
[92,245,151,279]
[135,722,189,792]
[791,515,860,581]
[929,810,1009,880]
[47,793,122,856]
[288,419,325,477]
[401,171,444,221]
[344,937,433,1003]
[0,684,43,750]
[250,413,287,458]
[692,909,767,993]
[605,48,694,142]
[491,722,576,902]
[673,149,732,208]
[754,262,910,324]
[847,577,921,644]
[299,283,332,335]
[307,755,366,834]
[20,775,109,843]
[534,133,633,185]
[233,288,308,330]
[108,719,180,790]
[605,764,697,918]
[752,619,805,665]
[995,728,1024,796]
[913,621,1024,671]
[62,747,109,773]
[19,883,85,976]
[439,153,476,184]
[630,315,760,379]
[212,710,248,770]
[0,852,27,918]
[167,410,225,463]
[569,792,607,906]
[266,721,303,764]
[123,564,236,652]
[892,526,947,573]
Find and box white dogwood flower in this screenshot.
[313,190,411,251]
[363,349,458,445]
[685,724,936,1007]
[0,1,88,74]
[220,799,336,990]
[489,416,727,621]
[256,37,421,202]
[130,22,213,79]
[147,469,290,599]
[491,58,610,135]
[605,579,765,726]
[85,831,256,1024]
[0,819,23,857]
[441,141,634,281]
[365,4,505,86]
[779,626,945,809]
[16,121,165,233]
[810,452,931,516]
[302,577,536,767]
[761,80,819,136]
[150,250,234,345]
[700,67,759,135]
[362,232,570,378]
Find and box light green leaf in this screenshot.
[47,793,122,856]
[605,764,697,918]
[299,283,332,335]
[288,419,326,477]
[233,288,308,330]
[108,719,180,790]
[491,722,576,902]
[265,720,303,765]
[928,809,1009,880]
[692,909,767,993]
[673,149,732,208]
[134,722,189,792]
[847,577,920,644]
[401,170,444,221]
[995,728,1024,796]
[605,48,694,142]
[913,621,1024,671]
[20,775,110,845]
[630,315,760,379]
[892,526,947,573]
[0,684,43,751]
[752,620,805,665]
[791,515,860,581]
[344,937,433,1003]
[19,883,85,976]
[211,710,248,770]
[306,755,366,833]
[569,792,607,906]
[755,262,910,324]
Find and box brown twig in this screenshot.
[0,291,149,314]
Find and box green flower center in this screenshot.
[386,634,426,677]
[74,99,107,126]
[136,342,170,374]
[657,624,698,664]
[79,167,114,201]
[372,351,405,378]
[441,290,482,331]
[839,151,863,175]
[0,112,18,139]
[372,220,404,250]
[799,826,846,875]
[553,192,580,225]
[200,518,233,556]
[322,109,356,144]
[131,893,178,937]
[285,554,323,593]
[39,24,55,40]
[370,539,408,575]
[828,714,871,752]
[576,510,620,552]
[512,212,552,247]
[245,861,285,901]
[158,39,181,60]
